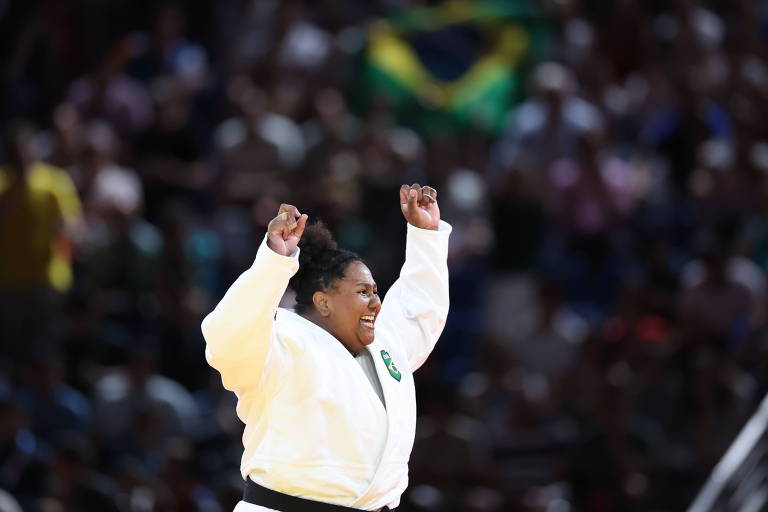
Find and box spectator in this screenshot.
[71,120,143,222]
[128,3,209,91]
[43,434,120,512]
[16,354,92,442]
[68,45,153,136]
[93,345,200,443]
[491,61,604,176]
[0,122,83,357]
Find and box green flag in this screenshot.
[356,0,549,135]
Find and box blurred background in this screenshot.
[1,0,768,510]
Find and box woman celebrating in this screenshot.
[202,184,451,511]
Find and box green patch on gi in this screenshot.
[380,350,402,382]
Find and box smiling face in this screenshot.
[314,260,381,353]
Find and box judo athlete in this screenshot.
[202,184,451,511]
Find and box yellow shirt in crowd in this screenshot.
[0,162,82,292]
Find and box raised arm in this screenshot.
[378,185,451,372]
[201,205,308,392]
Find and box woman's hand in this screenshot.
[400,184,440,230]
[267,204,308,256]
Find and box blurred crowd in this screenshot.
[1,0,768,511]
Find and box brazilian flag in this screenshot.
[356,0,549,136]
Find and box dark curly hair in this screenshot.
[289,221,361,314]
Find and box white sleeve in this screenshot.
[378,220,451,372]
[201,235,299,393]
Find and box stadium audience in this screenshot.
[1,1,767,510]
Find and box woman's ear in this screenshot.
[312,291,331,317]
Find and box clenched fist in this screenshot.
[267,204,308,256]
[400,184,440,230]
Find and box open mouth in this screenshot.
[360,315,376,329]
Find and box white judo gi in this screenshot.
[202,221,452,511]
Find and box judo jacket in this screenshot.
[202,220,451,511]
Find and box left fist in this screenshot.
[400,184,440,231]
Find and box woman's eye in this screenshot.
[359,290,368,296]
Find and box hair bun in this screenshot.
[298,221,337,268]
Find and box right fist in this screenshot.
[267,204,308,256]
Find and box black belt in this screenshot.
[243,478,390,512]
